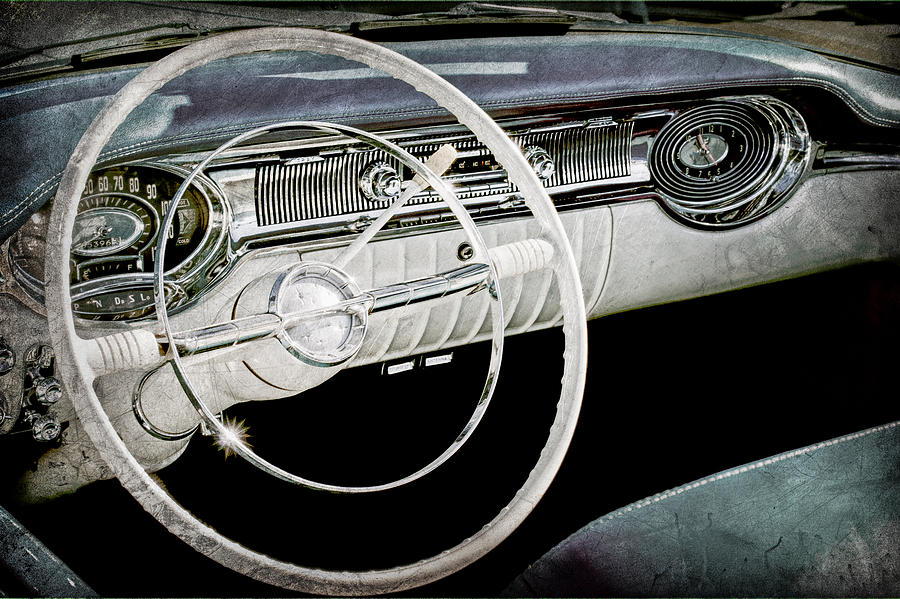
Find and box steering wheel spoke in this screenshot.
[333,144,459,269]
[134,237,555,364]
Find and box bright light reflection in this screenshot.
[214,415,250,459]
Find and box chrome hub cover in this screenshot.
[269,262,367,367]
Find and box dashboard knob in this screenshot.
[33,376,62,406]
[24,344,54,370]
[31,413,61,442]
[523,145,556,181]
[360,161,402,202]
[0,337,14,376]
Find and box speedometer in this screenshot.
[72,196,152,257]
[71,165,211,284]
[66,163,227,321]
[9,162,228,322]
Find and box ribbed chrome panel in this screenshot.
[255,151,426,226]
[256,121,633,227]
[519,123,632,187]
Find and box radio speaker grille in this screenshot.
[255,122,633,227]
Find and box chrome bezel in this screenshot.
[359,160,402,203]
[649,96,813,229]
[141,161,229,283]
[267,261,367,367]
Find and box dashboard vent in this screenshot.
[255,121,633,227]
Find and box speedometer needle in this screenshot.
[697,133,718,166]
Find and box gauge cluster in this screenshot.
[71,165,210,281]
[9,163,228,321]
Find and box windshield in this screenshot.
[647,1,899,69]
[1,1,898,74]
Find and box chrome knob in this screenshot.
[31,413,61,442]
[25,344,54,370]
[33,376,62,406]
[0,337,14,376]
[523,145,556,181]
[360,161,402,202]
[0,390,9,424]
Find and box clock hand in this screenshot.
[697,133,718,166]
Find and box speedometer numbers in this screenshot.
[68,164,223,320]
[71,165,209,284]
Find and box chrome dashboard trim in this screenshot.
[818,149,900,173]
[248,119,634,228]
[11,95,843,325]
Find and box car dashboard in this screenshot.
[0,5,898,596]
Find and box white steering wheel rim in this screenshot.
[44,28,588,595]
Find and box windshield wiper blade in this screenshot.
[348,2,630,40]
[444,2,627,24]
[352,13,576,32]
[0,22,197,69]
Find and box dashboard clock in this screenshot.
[676,123,746,180]
[649,98,811,228]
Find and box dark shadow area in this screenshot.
[2,261,898,596]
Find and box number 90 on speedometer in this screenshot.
[71,164,211,284]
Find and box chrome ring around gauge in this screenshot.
[65,163,228,321]
[154,120,506,494]
[649,96,812,228]
[651,102,777,206]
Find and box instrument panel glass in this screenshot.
[71,165,210,286]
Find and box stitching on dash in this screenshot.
[595,421,899,525]
[4,74,896,226]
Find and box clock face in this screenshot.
[650,102,779,209]
[675,123,750,182]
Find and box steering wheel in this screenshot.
[44,28,588,595]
